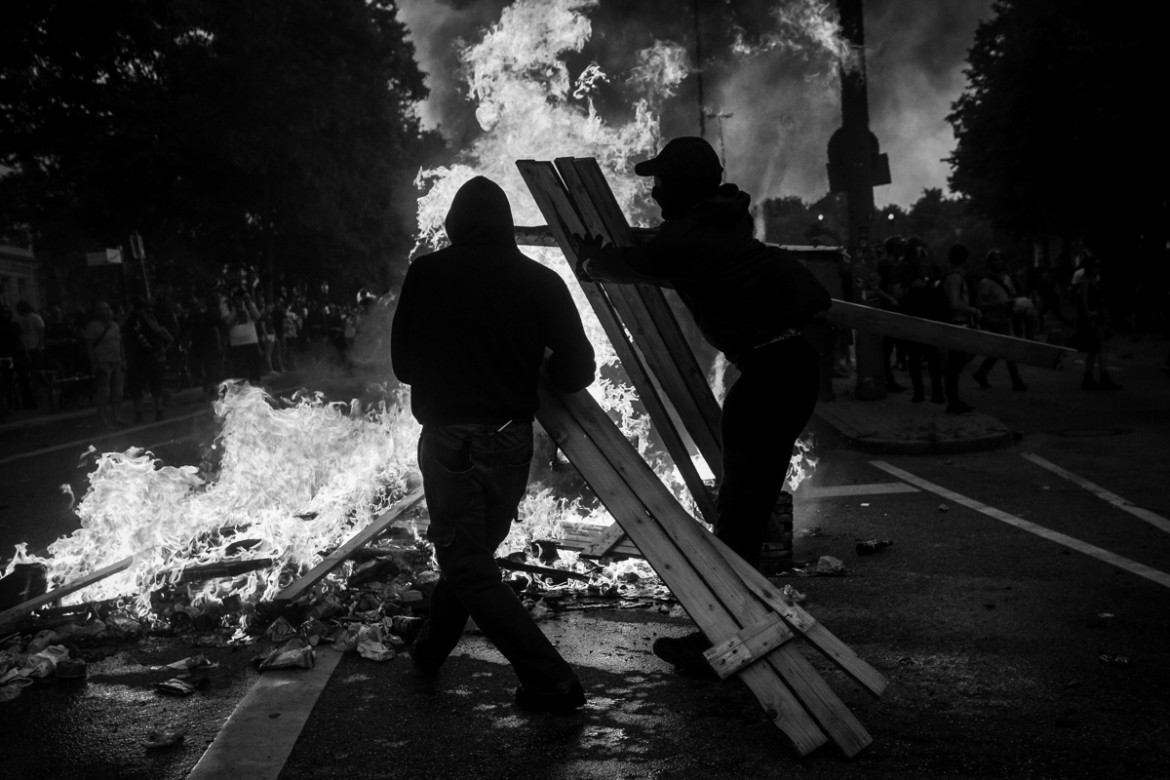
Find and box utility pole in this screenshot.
[827,0,891,400]
[693,0,706,138]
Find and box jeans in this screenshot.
[717,338,819,570]
[413,421,579,694]
[973,320,1023,385]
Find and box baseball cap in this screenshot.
[634,137,723,186]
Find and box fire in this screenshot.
[5,383,418,617]
[732,0,857,72]
[5,1,823,624]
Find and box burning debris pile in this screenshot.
[0,381,670,700]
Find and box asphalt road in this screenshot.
[2,332,1168,779]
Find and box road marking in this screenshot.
[801,482,919,499]
[871,460,1170,590]
[0,410,207,466]
[186,647,344,780]
[1020,452,1170,535]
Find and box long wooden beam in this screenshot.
[273,486,425,606]
[820,300,1073,370]
[0,555,135,632]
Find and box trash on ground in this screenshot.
[155,677,198,696]
[855,539,894,556]
[937,503,950,512]
[164,653,217,671]
[780,584,807,604]
[257,639,315,671]
[1098,652,1132,668]
[356,625,395,662]
[144,720,188,750]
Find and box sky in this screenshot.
[397,0,996,211]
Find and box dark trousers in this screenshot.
[944,349,972,405]
[974,320,1022,385]
[413,421,578,694]
[905,342,943,400]
[717,338,819,570]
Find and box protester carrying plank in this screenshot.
[574,136,831,675]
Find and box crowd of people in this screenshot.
[855,233,1122,415]
[0,278,374,426]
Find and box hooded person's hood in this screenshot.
[444,176,517,247]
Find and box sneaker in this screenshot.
[515,680,586,714]
[652,631,716,678]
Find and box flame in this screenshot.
[5,383,418,617]
[733,0,858,73]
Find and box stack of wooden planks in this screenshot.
[518,157,887,757]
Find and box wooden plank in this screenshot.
[521,159,718,526]
[580,519,630,558]
[704,612,794,680]
[821,299,1073,370]
[273,486,425,605]
[567,158,725,474]
[535,379,831,755]
[0,555,134,631]
[540,376,873,757]
[706,532,888,698]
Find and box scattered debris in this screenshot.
[937,503,950,512]
[1097,652,1132,668]
[780,584,807,604]
[257,639,316,671]
[144,720,188,750]
[155,677,198,696]
[855,539,893,556]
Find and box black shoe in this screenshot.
[946,401,974,415]
[515,680,586,714]
[887,381,908,393]
[973,372,991,389]
[652,631,716,678]
[1096,374,1122,391]
[910,393,925,403]
[1011,381,1028,391]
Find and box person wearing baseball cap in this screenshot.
[576,136,831,677]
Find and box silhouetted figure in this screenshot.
[83,300,125,427]
[1076,253,1121,390]
[973,249,1027,391]
[940,244,980,414]
[123,297,173,423]
[392,176,595,714]
[577,136,831,675]
[897,253,946,404]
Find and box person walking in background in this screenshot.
[122,296,173,423]
[897,250,946,404]
[972,249,1027,392]
[1076,253,1121,390]
[940,244,981,414]
[392,175,595,714]
[83,300,125,428]
[14,300,53,411]
[576,136,831,675]
[220,288,262,383]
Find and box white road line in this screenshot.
[870,460,1170,590]
[0,410,207,467]
[801,482,919,499]
[1020,452,1170,535]
[186,648,344,780]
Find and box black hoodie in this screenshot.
[619,183,830,364]
[391,176,595,426]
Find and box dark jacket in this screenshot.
[616,184,830,363]
[391,176,595,427]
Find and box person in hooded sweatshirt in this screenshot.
[391,176,596,713]
[576,137,831,677]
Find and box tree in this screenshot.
[947,0,1168,259]
[0,0,437,303]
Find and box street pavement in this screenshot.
[2,332,1169,779]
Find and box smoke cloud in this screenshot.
[397,0,994,209]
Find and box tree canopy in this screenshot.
[947,0,1167,255]
[0,0,437,300]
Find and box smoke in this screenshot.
[397,0,994,209]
